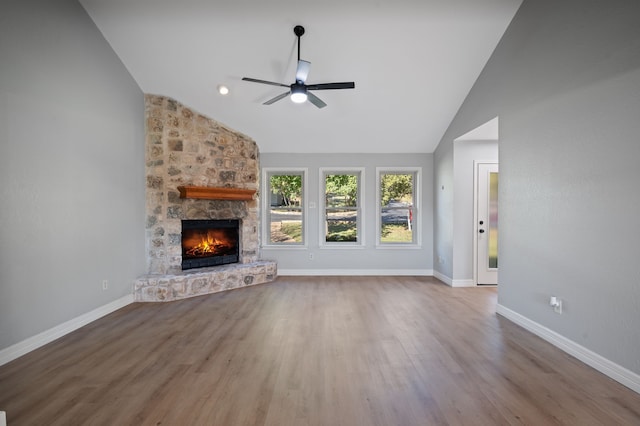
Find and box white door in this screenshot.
[476,163,499,285]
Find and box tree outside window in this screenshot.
[378,170,418,244]
[322,170,363,244]
[265,171,304,244]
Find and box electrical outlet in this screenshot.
[550,296,562,314]
[309,253,314,260]
[102,280,109,291]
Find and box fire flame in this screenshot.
[185,234,231,257]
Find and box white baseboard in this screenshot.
[433,272,476,287]
[452,279,475,287]
[277,269,433,277]
[0,294,134,367]
[433,271,452,286]
[496,304,640,395]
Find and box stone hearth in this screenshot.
[136,95,276,302]
[135,261,276,302]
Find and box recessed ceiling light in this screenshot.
[217,85,229,95]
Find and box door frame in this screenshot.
[473,161,499,286]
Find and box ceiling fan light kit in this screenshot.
[242,25,355,109]
[290,85,308,103]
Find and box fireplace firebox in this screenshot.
[181,219,240,270]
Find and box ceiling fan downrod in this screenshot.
[294,25,305,62]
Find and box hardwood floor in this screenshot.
[1,276,639,425]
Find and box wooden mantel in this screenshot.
[177,186,256,201]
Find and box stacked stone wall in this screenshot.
[144,95,260,275]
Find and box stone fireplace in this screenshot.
[134,95,276,302]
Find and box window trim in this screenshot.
[262,167,308,248]
[319,167,365,248]
[376,167,421,248]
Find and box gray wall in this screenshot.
[433,140,454,278]
[0,0,145,350]
[261,153,433,273]
[434,0,640,374]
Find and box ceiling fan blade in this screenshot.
[263,91,291,105]
[307,92,327,109]
[295,60,311,83]
[242,77,289,88]
[306,82,355,91]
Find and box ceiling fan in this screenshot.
[242,25,355,109]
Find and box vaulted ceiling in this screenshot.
[79,0,521,153]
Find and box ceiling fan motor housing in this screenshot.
[291,83,307,93]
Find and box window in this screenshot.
[263,168,306,246]
[377,168,420,246]
[321,168,364,245]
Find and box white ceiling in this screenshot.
[79,0,521,153]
